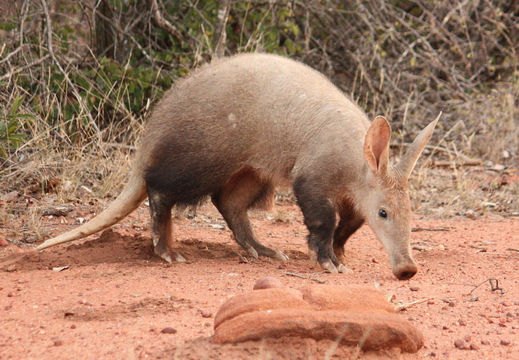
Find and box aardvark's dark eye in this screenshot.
[378,209,388,218]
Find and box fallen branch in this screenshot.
[411,226,451,232]
[284,271,326,284]
[468,278,504,295]
[395,297,433,311]
[432,159,482,168]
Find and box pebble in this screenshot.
[454,339,466,349]
[160,327,177,334]
[53,340,63,346]
[458,319,466,326]
[409,286,419,291]
[199,310,213,318]
[500,339,510,346]
[469,343,479,350]
[481,340,490,345]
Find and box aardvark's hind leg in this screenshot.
[147,187,184,263]
[212,170,288,261]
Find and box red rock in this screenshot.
[0,238,8,247]
[213,284,423,353]
[300,285,395,313]
[214,288,308,329]
[213,308,423,353]
[253,277,283,290]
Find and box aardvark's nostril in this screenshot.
[395,264,418,280]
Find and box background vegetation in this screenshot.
[0,0,517,226]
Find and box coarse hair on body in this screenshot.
[139,53,371,209]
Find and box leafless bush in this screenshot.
[0,0,517,218]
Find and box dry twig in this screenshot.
[284,271,326,284]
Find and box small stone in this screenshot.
[7,292,13,297]
[4,305,12,311]
[500,340,510,346]
[53,340,63,346]
[454,339,465,349]
[465,210,477,219]
[469,297,479,302]
[409,286,419,292]
[464,335,471,342]
[442,325,449,330]
[253,277,283,290]
[0,238,8,247]
[70,325,76,329]
[428,351,436,357]
[371,258,378,263]
[458,319,466,326]
[481,340,490,345]
[199,310,213,318]
[160,327,177,334]
[6,265,16,272]
[448,302,455,307]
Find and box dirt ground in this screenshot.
[1,199,518,359]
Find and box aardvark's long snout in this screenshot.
[389,251,418,280]
[393,262,418,280]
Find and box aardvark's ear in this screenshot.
[397,113,441,178]
[364,116,391,177]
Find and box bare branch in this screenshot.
[213,0,231,58]
[0,54,50,81]
[149,0,182,42]
[39,0,101,136]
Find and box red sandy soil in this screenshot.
[0,202,518,359]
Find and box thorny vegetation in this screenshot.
[0,0,517,241]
